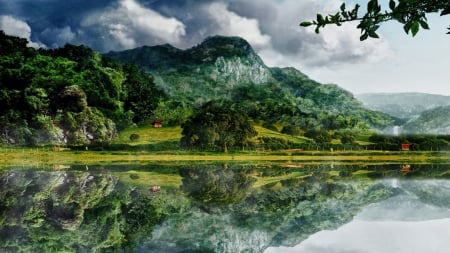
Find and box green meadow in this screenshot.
[1,124,449,167]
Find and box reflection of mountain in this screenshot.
[2,164,450,253]
[140,170,395,252]
[358,179,450,221]
[281,180,450,253]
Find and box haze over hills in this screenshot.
[105,35,394,130]
[356,93,450,119]
[356,93,450,134]
[401,105,450,135]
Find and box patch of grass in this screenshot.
[116,125,182,145]
[254,125,310,144]
[116,170,182,192]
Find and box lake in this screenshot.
[1,162,450,252]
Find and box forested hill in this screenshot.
[0,31,394,146]
[105,35,394,131]
[0,31,165,145]
[356,93,450,119]
[402,105,450,135]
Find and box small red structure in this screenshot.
[401,164,411,172]
[401,143,412,151]
[152,121,162,128]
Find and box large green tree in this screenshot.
[300,0,450,40]
[180,101,257,152]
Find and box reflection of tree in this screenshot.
[0,169,182,253]
[180,165,256,204]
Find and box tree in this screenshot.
[180,166,256,204]
[122,63,166,123]
[281,125,304,136]
[181,100,257,152]
[305,129,332,143]
[300,0,450,40]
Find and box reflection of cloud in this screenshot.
[269,219,450,253]
[0,15,45,48]
[266,180,450,253]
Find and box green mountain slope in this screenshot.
[402,105,450,134]
[105,35,394,130]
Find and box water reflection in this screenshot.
[0,163,449,252]
[266,179,450,253]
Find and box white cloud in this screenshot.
[40,26,76,47]
[204,2,271,49]
[243,0,393,67]
[0,15,44,48]
[82,0,186,49]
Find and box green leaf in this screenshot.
[317,14,325,24]
[368,31,379,38]
[360,33,369,41]
[389,0,396,11]
[441,7,450,16]
[403,22,412,34]
[411,22,420,36]
[367,0,378,13]
[340,3,346,12]
[315,26,320,34]
[419,20,429,30]
[300,21,313,27]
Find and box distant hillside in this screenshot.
[105,35,394,131]
[356,93,450,119]
[401,105,450,135]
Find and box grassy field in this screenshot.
[116,125,182,145]
[1,146,449,167]
[1,125,449,167]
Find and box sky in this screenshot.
[0,0,449,95]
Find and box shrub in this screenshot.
[129,133,140,141]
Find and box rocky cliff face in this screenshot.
[106,36,272,98]
[213,55,270,85]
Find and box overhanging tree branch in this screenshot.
[300,0,450,40]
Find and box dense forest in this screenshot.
[0,31,165,145]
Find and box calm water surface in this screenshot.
[1,162,450,252]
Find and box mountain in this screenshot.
[356,93,450,120]
[105,35,394,130]
[401,105,450,135]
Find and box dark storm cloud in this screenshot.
[0,0,391,66]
